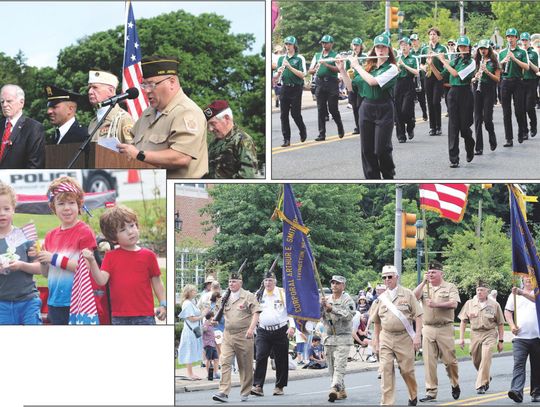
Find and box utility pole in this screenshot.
[394,185,403,276]
[385,0,391,34]
[459,1,465,35]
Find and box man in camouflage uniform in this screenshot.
[204,100,258,179]
[87,70,134,143]
[320,275,355,402]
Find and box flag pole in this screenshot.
[422,208,430,297]
[508,184,518,326]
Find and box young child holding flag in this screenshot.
[0,181,42,325]
[35,176,108,325]
[82,205,166,325]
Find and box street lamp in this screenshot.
[415,219,425,284]
[175,211,183,232]
[397,11,405,40]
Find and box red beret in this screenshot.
[204,100,229,121]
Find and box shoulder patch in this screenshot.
[184,117,199,133]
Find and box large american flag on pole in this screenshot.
[419,184,469,222]
[122,0,148,120]
[69,253,99,325]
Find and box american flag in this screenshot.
[69,253,99,325]
[21,223,38,241]
[122,1,149,120]
[419,184,469,222]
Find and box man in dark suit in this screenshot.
[45,85,88,144]
[0,84,45,168]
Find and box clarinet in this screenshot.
[476,59,486,92]
[504,46,511,74]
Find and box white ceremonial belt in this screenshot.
[260,322,288,331]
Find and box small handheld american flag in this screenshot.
[69,253,100,325]
[21,223,38,241]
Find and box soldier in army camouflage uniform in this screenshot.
[87,70,134,143]
[321,275,355,402]
[204,100,258,179]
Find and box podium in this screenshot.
[45,143,156,169]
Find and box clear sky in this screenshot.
[1,1,265,68]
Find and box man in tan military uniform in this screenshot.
[413,260,461,402]
[212,270,260,403]
[372,265,423,406]
[321,275,355,402]
[87,70,133,143]
[118,56,208,178]
[459,281,505,394]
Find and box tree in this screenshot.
[492,1,540,36]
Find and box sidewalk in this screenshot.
[176,328,515,393]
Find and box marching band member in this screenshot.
[410,34,428,122]
[437,35,476,168]
[337,34,398,179]
[519,32,539,139]
[395,37,419,143]
[347,37,366,135]
[472,39,501,154]
[276,36,308,147]
[498,28,529,146]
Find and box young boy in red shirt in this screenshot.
[82,205,166,324]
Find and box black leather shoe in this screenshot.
[315,136,325,141]
[423,114,428,121]
[475,150,483,155]
[490,143,497,151]
[300,133,307,142]
[435,128,443,136]
[352,127,359,134]
[281,140,290,147]
[467,151,474,162]
[325,116,329,122]
[429,129,436,136]
[518,137,524,144]
[508,390,523,403]
[532,395,540,402]
[419,395,436,402]
[452,385,461,400]
[408,130,415,140]
[450,162,459,168]
[531,129,537,138]
[338,131,345,139]
[504,141,513,147]
[477,386,486,395]
[398,139,406,143]
[408,397,418,406]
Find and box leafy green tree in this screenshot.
[492,1,540,35]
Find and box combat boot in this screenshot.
[337,389,347,400]
[328,385,339,403]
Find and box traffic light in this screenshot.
[402,212,417,249]
[390,7,400,29]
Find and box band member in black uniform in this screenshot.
[499,28,530,146]
[308,35,345,141]
[472,40,501,154]
[410,34,428,122]
[276,36,308,147]
[337,34,398,179]
[422,28,447,136]
[395,37,419,143]
[520,32,539,138]
[347,37,366,135]
[437,35,476,168]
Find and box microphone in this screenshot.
[96,87,139,108]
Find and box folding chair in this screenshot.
[349,343,368,362]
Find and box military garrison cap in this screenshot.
[88,70,119,88]
[44,85,82,107]
[428,260,443,271]
[204,100,230,121]
[477,280,489,289]
[264,270,277,280]
[141,56,179,79]
[229,269,243,280]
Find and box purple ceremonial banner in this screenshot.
[282,184,321,331]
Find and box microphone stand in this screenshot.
[67,101,118,169]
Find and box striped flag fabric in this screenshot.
[21,223,38,241]
[419,184,469,222]
[69,253,99,325]
[122,1,149,120]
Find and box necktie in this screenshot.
[54,128,61,144]
[0,121,12,161]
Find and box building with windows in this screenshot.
[174,184,216,299]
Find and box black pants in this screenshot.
[349,90,363,132]
[280,84,307,142]
[415,73,428,117]
[359,98,395,179]
[447,86,475,164]
[523,79,538,133]
[395,78,416,140]
[501,78,527,141]
[425,75,444,131]
[253,325,289,389]
[316,77,344,138]
[473,83,497,151]
[510,338,540,398]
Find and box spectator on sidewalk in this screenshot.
[305,336,327,369]
[203,311,220,381]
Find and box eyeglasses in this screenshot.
[382,276,394,280]
[140,76,173,91]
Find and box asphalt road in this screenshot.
[271,101,540,180]
[176,354,537,406]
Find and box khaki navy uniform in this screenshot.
[458,297,504,390]
[89,104,134,143]
[219,288,261,397]
[420,281,460,398]
[131,88,208,178]
[372,286,422,405]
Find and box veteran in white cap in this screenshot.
[87,69,134,143]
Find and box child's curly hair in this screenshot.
[47,176,84,214]
[0,181,17,207]
[99,205,138,243]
